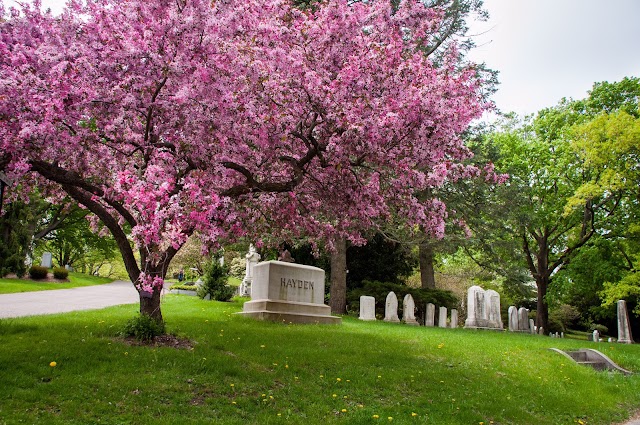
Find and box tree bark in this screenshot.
[329,237,347,314]
[139,289,163,322]
[535,276,549,334]
[419,243,436,289]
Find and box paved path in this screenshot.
[0,280,140,319]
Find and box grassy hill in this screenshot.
[0,295,639,424]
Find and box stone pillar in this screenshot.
[402,294,419,326]
[425,303,435,327]
[384,292,400,323]
[450,309,458,328]
[359,296,376,321]
[438,306,448,328]
[617,300,634,344]
[240,244,261,297]
[529,319,535,334]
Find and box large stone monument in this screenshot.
[402,294,419,326]
[239,244,261,297]
[384,292,400,323]
[425,303,435,327]
[464,286,503,330]
[239,261,340,324]
[617,300,634,344]
[359,296,376,321]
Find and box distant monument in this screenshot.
[239,261,341,324]
[239,244,261,297]
[617,300,634,344]
[464,286,503,330]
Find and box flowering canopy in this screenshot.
[0,0,488,317]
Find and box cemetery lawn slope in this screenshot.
[1,296,639,424]
[0,273,115,294]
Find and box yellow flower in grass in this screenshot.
[411,412,418,417]
[372,415,380,419]
[341,409,347,413]
[49,361,57,367]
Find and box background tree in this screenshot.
[2,0,488,323]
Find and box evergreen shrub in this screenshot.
[28,265,49,280]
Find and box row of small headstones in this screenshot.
[358,292,459,328]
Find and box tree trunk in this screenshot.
[419,243,436,289]
[535,276,549,334]
[330,237,347,314]
[139,289,163,323]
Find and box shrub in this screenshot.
[52,267,69,280]
[229,256,246,279]
[120,314,166,341]
[171,283,197,291]
[198,258,235,302]
[28,265,49,280]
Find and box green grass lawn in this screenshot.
[0,272,115,294]
[1,296,639,424]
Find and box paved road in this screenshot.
[0,280,140,319]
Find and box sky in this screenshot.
[16,0,640,117]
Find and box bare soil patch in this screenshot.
[121,334,195,350]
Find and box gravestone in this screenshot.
[384,292,400,323]
[40,252,52,269]
[529,319,535,334]
[518,308,529,332]
[486,290,503,329]
[450,309,459,328]
[593,329,600,343]
[464,286,487,328]
[402,294,419,326]
[538,327,544,335]
[239,261,340,324]
[438,306,448,328]
[240,244,261,297]
[617,300,634,344]
[508,306,518,332]
[359,296,376,321]
[425,303,435,327]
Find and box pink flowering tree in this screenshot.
[1,0,487,322]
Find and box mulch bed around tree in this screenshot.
[121,334,196,350]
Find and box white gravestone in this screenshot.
[240,244,261,297]
[359,296,376,321]
[239,261,340,324]
[464,286,487,328]
[508,306,518,332]
[402,294,419,326]
[529,319,535,334]
[486,290,503,329]
[425,303,436,327]
[40,252,53,269]
[617,300,634,344]
[438,306,448,328]
[593,330,600,342]
[384,292,400,323]
[450,309,459,328]
[518,308,529,332]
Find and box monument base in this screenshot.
[240,300,341,324]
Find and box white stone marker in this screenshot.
[438,306,448,328]
[239,244,261,297]
[40,252,53,268]
[402,294,419,326]
[593,330,600,342]
[359,296,376,321]
[464,286,487,328]
[384,292,400,323]
[425,303,436,327]
[518,307,529,332]
[508,306,518,332]
[239,261,340,324]
[486,290,503,329]
[529,319,536,334]
[450,309,459,328]
[617,300,634,344]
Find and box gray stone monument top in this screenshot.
[359,296,376,321]
[384,292,400,323]
[40,252,53,269]
[239,261,340,324]
[278,249,295,263]
[617,300,634,344]
[402,294,419,326]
